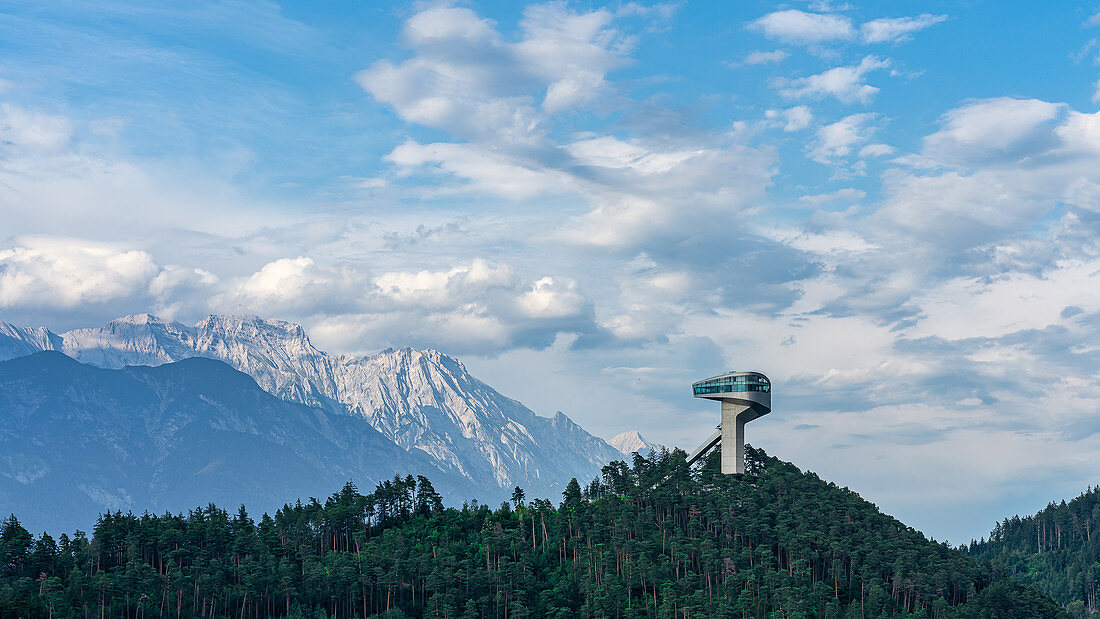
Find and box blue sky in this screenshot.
[4,0,1100,544]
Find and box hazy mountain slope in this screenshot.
[0,322,61,358]
[0,314,622,499]
[0,351,461,533]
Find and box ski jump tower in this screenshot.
[686,371,771,475]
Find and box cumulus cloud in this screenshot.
[922,98,1066,166]
[776,56,889,104]
[0,238,158,309]
[205,256,602,355]
[519,276,585,318]
[748,10,854,44]
[373,259,514,308]
[765,105,813,131]
[355,3,630,144]
[221,257,333,306]
[808,113,877,164]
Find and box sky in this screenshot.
[3,0,1100,544]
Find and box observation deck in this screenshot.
[692,371,771,408]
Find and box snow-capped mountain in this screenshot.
[0,314,623,500]
[608,430,663,455]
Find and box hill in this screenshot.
[0,447,1065,618]
[0,351,461,533]
[967,485,1100,616]
[0,314,622,500]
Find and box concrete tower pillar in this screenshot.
[689,371,772,475]
[721,401,766,475]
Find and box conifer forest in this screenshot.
[968,485,1100,617]
[0,449,1065,618]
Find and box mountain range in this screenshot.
[0,314,627,531]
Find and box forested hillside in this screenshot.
[967,485,1100,616]
[1,448,1064,618]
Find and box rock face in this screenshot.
[0,314,622,503]
[608,430,663,455]
[0,351,453,533]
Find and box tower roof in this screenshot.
[692,371,770,396]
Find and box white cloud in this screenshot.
[0,104,73,152]
[764,227,877,256]
[0,238,158,309]
[870,99,1100,257]
[514,4,631,113]
[922,97,1065,165]
[797,187,866,205]
[858,143,894,157]
[908,257,1100,341]
[232,257,323,303]
[765,105,813,131]
[614,3,679,22]
[808,113,877,164]
[748,10,854,44]
[740,50,790,65]
[872,169,1046,251]
[355,3,629,143]
[777,56,889,104]
[860,14,947,44]
[749,8,944,48]
[403,6,498,47]
[373,259,514,308]
[148,265,218,318]
[560,140,775,248]
[202,256,599,355]
[385,140,572,200]
[519,276,585,318]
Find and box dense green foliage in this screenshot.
[1,448,1064,618]
[967,485,1100,616]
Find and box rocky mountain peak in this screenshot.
[609,430,662,455]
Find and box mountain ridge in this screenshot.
[0,314,622,500]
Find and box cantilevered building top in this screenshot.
[692,370,770,398]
